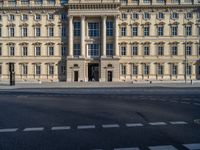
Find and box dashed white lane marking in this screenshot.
[77,125,95,129]
[114,147,140,150]
[51,126,71,130]
[126,123,144,127]
[149,145,178,150]
[23,127,44,132]
[170,121,188,125]
[194,103,200,106]
[183,143,200,150]
[0,128,18,133]
[102,124,120,128]
[149,122,167,126]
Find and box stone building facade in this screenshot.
[0,0,200,82]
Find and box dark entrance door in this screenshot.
[9,63,15,86]
[88,64,99,81]
[74,71,78,82]
[108,71,113,82]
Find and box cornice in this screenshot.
[0,6,64,11]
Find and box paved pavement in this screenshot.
[0,88,200,150]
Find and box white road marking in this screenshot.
[102,124,120,128]
[183,143,200,150]
[149,122,167,126]
[77,125,95,129]
[23,127,44,132]
[51,126,71,130]
[170,121,188,125]
[194,103,200,106]
[0,128,18,133]
[126,123,144,127]
[114,147,140,150]
[149,145,178,150]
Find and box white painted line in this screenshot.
[0,128,18,133]
[23,127,44,132]
[170,121,188,125]
[114,147,140,150]
[183,143,200,150]
[51,126,71,130]
[194,103,200,106]
[126,123,144,127]
[149,122,167,126]
[77,125,95,129]
[181,102,190,104]
[102,124,120,128]
[149,145,178,150]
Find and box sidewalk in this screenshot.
[1,81,200,89]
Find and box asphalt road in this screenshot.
[0,88,200,150]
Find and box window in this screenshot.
[132,13,139,20]
[132,65,138,75]
[35,14,41,20]
[157,12,164,19]
[198,27,200,36]
[88,44,100,57]
[61,46,67,56]
[185,12,193,19]
[22,64,28,75]
[35,0,43,4]
[143,12,150,19]
[49,65,54,75]
[171,12,179,19]
[186,45,192,55]
[157,64,164,75]
[157,26,164,36]
[144,64,149,75]
[35,65,41,75]
[171,26,178,36]
[106,22,113,36]
[8,0,16,5]
[22,46,28,56]
[121,46,126,56]
[172,0,179,3]
[171,45,178,55]
[172,64,177,75]
[21,0,29,4]
[0,46,2,56]
[9,14,15,21]
[0,27,2,37]
[74,22,80,36]
[61,27,66,37]
[9,27,15,37]
[106,44,113,56]
[73,44,80,56]
[0,15,1,21]
[48,46,54,56]
[143,0,150,3]
[185,25,192,36]
[132,0,138,3]
[22,27,28,37]
[48,13,54,20]
[121,26,126,36]
[48,0,55,5]
[88,22,100,37]
[35,27,41,36]
[21,14,28,21]
[61,13,67,20]
[0,65,2,75]
[132,26,138,36]
[121,64,126,75]
[157,0,164,3]
[157,46,164,56]
[9,46,15,56]
[131,46,138,55]
[48,27,54,36]
[144,26,149,36]
[186,64,192,75]
[35,46,41,56]
[144,46,149,55]
[198,44,200,55]
[122,13,127,20]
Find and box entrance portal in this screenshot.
[88,63,99,81]
[74,71,78,82]
[108,71,113,82]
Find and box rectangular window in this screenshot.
[88,22,100,37]
[171,12,179,19]
[132,65,138,75]
[121,26,126,36]
[186,45,192,55]
[9,46,15,56]
[157,46,164,56]
[185,26,192,36]
[157,12,164,19]
[35,0,43,4]
[35,46,41,56]
[48,27,54,37]
[9,27,15,37]
[171,46,178,55]
[121,46,126,56]
[61,27,66,37]
[106,44,113,56]
[132,13,139,20]
[157,26,164,36]
[0,27,2,37]
[0,46,2,56]
[35,27,41,37]
[48,46,54,56]
[106,22,113,36]
[22,46,28,56]
[49,65,54,75]
[9,14,15,21]
[144,27,149,36]
[61,13,67,20]
[73,44,80,56]
[35,14,41,20]
[22,27,28,37]
[143,0,150,3]
[48,13,54,20]
[157,64,164,75]
[171,26,178,36]
[172,64,177,75]
[144,65,149,75]
[121,64,126,75]
[132,46,138,55]
[61,46,67,56]
[186,64,192,75]
[21,0,30,5]
[144,46,149,55]
[74,22,80,36]
[132,26,138,36]
[35,65,41,75]
[144,13,150,19]
[22,64,28,75]
[88,44,100,57]
[21,14,28,21]
[122,13,127,20]
[0,65,2,75]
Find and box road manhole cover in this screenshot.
[194,119,200,124]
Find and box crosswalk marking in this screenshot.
[148,145,178,150]
[170,121,188,125]
[102,124,120,128]
[183,143,200,150]
[0,128,18,133]
[23,127,44,132]
[126,123,144,127]
[51,126,71,130]
[149,122,167,126]
[77,125,95,129]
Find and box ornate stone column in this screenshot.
[81,16,85,57]
[68,16,73,57]
[114,15,119,56]
[102,16,107,57]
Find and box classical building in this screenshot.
[0,0,200,82]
